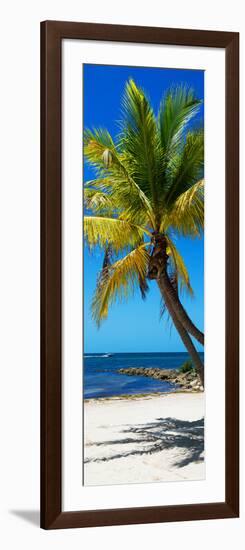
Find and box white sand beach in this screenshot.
[84,392,205,486]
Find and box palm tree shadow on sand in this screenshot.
[85,417,204,468]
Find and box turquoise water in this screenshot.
[83,352,204,399]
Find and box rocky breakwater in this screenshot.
[118,367,203,392]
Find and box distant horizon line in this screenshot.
[84,351,204,355]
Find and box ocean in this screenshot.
[83,352,204,399]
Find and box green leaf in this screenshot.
[119,79,162,210]
[92,244,150,325]
[84,215,150,252]
[166,235,194,296]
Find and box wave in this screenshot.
[84,354,113,358]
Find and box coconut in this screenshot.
[102,149,112,168]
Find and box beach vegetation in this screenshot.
[179,360,195,374]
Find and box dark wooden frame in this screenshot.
[41,20,239,529]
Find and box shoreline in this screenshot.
[84,387,204,403]
[84,391,205,486]
[84,362,204,401]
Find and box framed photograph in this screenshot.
[41,21,239,529]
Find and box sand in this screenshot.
[84,392,205,486]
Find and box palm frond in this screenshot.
[84,128,117,174]
[84,215,150,252]
[119,79,162,210]
[166,235,193,296]
[164,129,204,207]
[102,245,113,270]
[84,188,115,215]
[84,131,156,228]
[92,245,150,325]
[138,272,149,299]
[110,172,155,227]
[158,86,202,160]
[161,179,204,236]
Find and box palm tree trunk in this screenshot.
[147,233,204,346]
[157,277,204,387]
[161,268,204,346]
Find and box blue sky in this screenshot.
[83,64,204,353]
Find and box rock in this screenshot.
[118,366,202,392]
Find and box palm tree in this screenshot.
[84,80,204,386]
